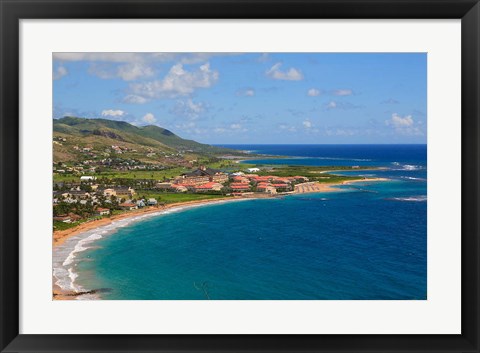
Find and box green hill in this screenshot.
[53,116,242,164]
[54,116,232,153]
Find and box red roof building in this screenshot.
[230,183,251,191]
[195,182,224,191]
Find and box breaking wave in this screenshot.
[388,195,427,202]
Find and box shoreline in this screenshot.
[52,177,388,247]
[52,177,389,300]
[53,198,238,247]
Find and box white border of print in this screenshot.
[19,19,461,334]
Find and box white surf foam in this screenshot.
[390,195,427,202]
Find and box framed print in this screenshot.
[1,0,479,352]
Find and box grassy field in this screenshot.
[53,167,190,182]
[255,165,378,183]
[135,192,228,204]
[52,162,260,182]
[53,220,80,231]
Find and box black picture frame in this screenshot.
[1,0,479,352]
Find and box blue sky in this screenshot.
[53,53,426,144]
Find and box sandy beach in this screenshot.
[340,177,389,185]
[52,197,254,247]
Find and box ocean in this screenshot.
[54,144,427,300]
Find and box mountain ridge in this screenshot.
[53,116,241,164]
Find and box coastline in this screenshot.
[53,177,388,247]
[52,177,388,300]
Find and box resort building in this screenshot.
[271,183,291,191]
[232,175,250,184]
[176,166,228,185]
[119,202,138,211]
[195,182,224,192]
[100,188,116,197]
[256,183,277,194]
[230,183,251,192]
[155,182,173,190]
[53,215,72,223]
[171,184,188,192]
[95,208,110,216]
[67,190,91,199]
[147,198,158,206]
[250,175,278,183]
[115,186,136,198]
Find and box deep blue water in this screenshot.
[75,144,427,300]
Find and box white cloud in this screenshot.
[307,88,321,97]
[213,123,248,134]
[325,128,356,136]
[171,99,206,120]
[387,113,413,128]
[237,88,255,97]
[53,53,145,62]
[385,113,423,136]
[53,66,68,80]
[278,124,297,132]
[123,95,148,104]
[381,98,400,104]
[333,89,353,96]
[303,120,313,128]
[101,109,125,117]
[52,53,240,82]
[54,53,173,82]
[326,101,337,109]
[142,113,156,124]
[88,62,154,81]
[257,53,270,62]
[214,127,227,134]
[266,63,303,81]
[175,121,196,131]
[128,62,219,99]
[117,63,154,81]
[325,101,362,110]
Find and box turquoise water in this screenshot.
[74,145,427,300]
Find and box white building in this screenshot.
[80,176,96,181]
[246,168,260,173]
[147,198,158,206]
